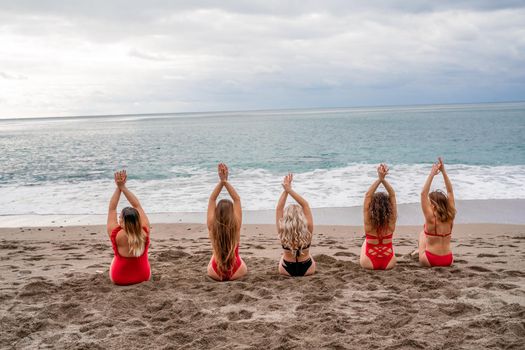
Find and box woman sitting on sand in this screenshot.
[276,173,316,277]
[107,170,151,285]
[207,163,248,281]
[360,164,397,270]
[418,157,456,267]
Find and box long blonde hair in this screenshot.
[279,204,312,255]
[211,199,239,275]
[121,207,146,257]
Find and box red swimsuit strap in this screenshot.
[425,231,452,237]
[365,233,393,243]
[112,225,149,235]
[111,226,122,240]
[424,215,452,237]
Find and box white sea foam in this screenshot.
[1,164,525,215]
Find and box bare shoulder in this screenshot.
[115,230,127,245]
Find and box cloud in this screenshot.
[0,71,27,80]
[0,1,524,118]
[128,48,170,61]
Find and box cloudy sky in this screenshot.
[0,1,524,118]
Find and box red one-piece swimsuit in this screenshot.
[211,245,242,281]
[110,226,151,285]
[365,232,394,270]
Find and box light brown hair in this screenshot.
[429,190,456,222]
[211,199,239,275]
[369,192,393,236]
[121,207,146,257]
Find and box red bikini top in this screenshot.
[424,215,453,237]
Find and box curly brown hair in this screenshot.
[369,192,393,235]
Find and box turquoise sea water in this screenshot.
[0,102,524,214]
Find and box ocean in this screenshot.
[1,102,524,216]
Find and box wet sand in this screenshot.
[2,199,524,228]
[0,224,524,349]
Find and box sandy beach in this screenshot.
[2,1,525,349]
[1,223,524,349]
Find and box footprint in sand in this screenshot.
[334,251,355,257]
[164,331,193,344]
[440,302,480,316]
[477,253,498,258]
[503,270,525,277]
[0,243,19,250]
[23,254,46,261]
[56,245,77,251]
[79,320,115,333]
[482,282,519,290]
[226,309,253,321]
[87,263,106,269]
[468,266,491,272]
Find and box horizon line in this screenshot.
[1,99,524,122]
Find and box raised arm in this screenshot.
[112,170,150,229]
[121,186,150,229]
[282,173,314,233]
[276,189,288,232]
[107,184,121,236]
[381,178,397,221]
[439,157,455,207]
[421,162,440,221]
[207,181,224,231]
[224,181,242,227]
[219,163,242,227]
[363,165,383,224]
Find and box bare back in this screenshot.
[115,228,149,257]
[364,220,396,245]
[424,216,453,255]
